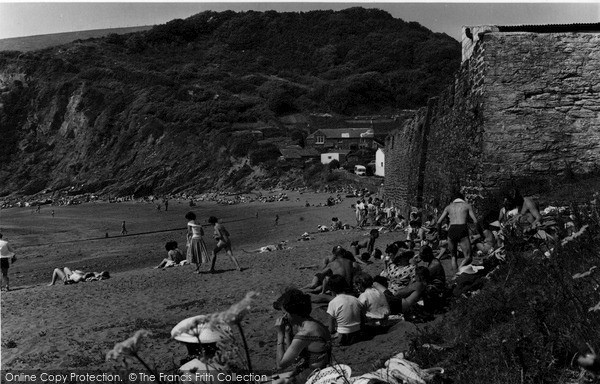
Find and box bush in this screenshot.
[328,159,340,170]
[408,200,600,383]
[249,144,280,165]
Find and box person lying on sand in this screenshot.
[242,241,291,253]
[48,267,110,286]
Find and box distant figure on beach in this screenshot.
[48,267,110,286]
[275,214,279,226]
[437,192,481,274]
[51,210,55,218]
[36,205,41,214]
[0,233,17,291]
[121,221,128,235]
[208,216,242,273]
[185,212,211,274]
[164,198,169,212]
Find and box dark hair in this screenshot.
[373,275,388,288]
[208,216,218,224]
[165,241,178,251]
[361,252,371,262]
[372,249,382,260]
[369,229,379,237]
[452,191,465,201]
[415,266,430,282]
[393,250,415,265]
[420,245,434,262]
[354,272,374,290]
[185,211,196,221]
[273,288,312,317]
[328,275,348,294]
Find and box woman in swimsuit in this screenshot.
[208,216,241,273]
[273,288,332,384]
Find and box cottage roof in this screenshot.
[322,149,352,156]
[307,128,373,139]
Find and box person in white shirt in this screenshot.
[355,272,390,321]
[326,275,364,346]
[0,233,16,291]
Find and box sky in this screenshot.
[0,2,599,41]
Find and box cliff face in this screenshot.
[0,8,461,198]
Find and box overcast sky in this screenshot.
[0,2,598,41]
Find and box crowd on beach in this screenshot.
[125,186,563,384]
[4,184,587,383]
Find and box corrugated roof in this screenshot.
[497,23,600,34]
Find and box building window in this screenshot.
[316,135,325,144]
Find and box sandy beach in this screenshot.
[1,191,429,376]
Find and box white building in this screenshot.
[375,148,385,177]
[320,150,351,165]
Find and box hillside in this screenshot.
[0,26,153,52]
[0,8,460,199]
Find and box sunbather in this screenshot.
[48,267,110,286]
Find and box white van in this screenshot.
[354,165,366,176]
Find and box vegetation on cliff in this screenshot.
[0,8,460,197]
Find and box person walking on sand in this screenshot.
[275,214,279,226]
[208,216,242,273]
[437,191,482,275]
[164,198,169,212]
[0,233,17,291]
[186,212,211,274]
[121,221,128,235]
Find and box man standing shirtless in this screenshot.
[437,192,480,274]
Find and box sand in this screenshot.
[0,191,429,376]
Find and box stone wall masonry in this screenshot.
[482,32,600,182]
[384,29,600,216]
[383,108,428,215]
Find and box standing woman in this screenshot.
[185,212,210,273]
[208,216,242,273]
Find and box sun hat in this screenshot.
[172,318,229,344]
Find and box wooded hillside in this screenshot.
[0,8,460,197]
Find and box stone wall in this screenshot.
[384,28,600,215]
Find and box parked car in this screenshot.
[354,165,367,176]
